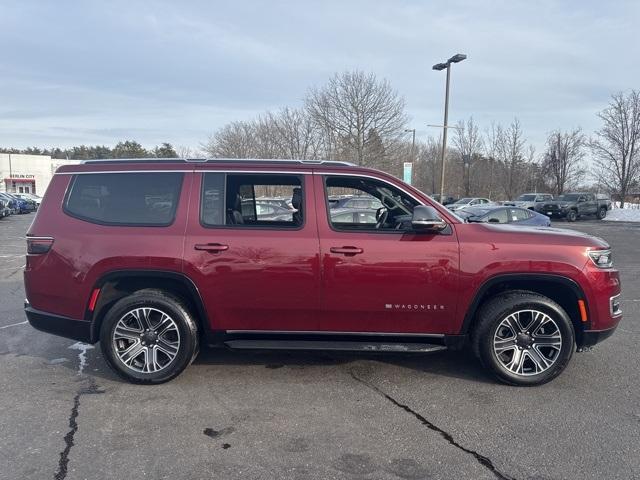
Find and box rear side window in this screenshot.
[64,172,183,226]
[201,173,302,228]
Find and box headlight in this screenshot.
[588,249,613,268]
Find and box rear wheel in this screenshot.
[597,207,607,220]
[566,209,577,222]
[100,289,199,384]
[472,291,575,386]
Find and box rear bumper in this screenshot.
[24,301,94,343]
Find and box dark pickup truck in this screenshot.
[540,193,612,221]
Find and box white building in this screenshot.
[0,154,80,195]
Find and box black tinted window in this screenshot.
[65,173,183,226]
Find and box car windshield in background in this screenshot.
[558,194,580,201]
[518,194,536,201]
[453,198,473,204]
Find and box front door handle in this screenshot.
[330,246,364,255]
[194,243,229,253]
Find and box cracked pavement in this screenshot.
[1,213,639,479]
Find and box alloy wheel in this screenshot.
[493,309,563,376]
[112,307,181,373]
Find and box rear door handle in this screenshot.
[330,246,364,255]
[194,243,229,253]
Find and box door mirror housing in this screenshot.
[412,205,447,232]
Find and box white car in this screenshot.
[14,193,42,207]
[447,197,493,211]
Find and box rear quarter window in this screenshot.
[64,172,183,226]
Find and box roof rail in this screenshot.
[82,158,355,166]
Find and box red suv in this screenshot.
[24,159,622,385]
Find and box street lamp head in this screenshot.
[432,63,448,71]
[448,53,467,63]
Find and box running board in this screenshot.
[224,339,448,353]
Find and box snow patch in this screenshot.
[604,203,640,222]
[68,342,94,375]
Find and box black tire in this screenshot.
[566,209,577,222]
[597,207,607,220]
[100,289,199,384]
[472,290,575,386]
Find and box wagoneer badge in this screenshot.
[385,304,445,310]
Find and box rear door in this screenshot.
[315,172,460,334]
[183,168,321,332]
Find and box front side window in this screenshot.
[201,173,302,228]
[325,176,418,231]
[65,172,183,226]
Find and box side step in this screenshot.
[224,339,448,353]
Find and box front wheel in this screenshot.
[472,291,575,386]
[566,209,577,222]
[100,289,199,384]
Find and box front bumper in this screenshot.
[24,301,94,343]
[579,326,618,348]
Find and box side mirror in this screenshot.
[412,205,447,232]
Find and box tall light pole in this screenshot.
[433,53,467,199]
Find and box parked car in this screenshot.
[254,197,294,211]
[0,198,10,218]
[430,194,457,206]
[330,207,379,225]
[0,193,18,214]
[14,193,42,209]
[1,193,35,214]
[540,193,611,221]
[328,194,383,210]
[502,193,554,211]
[241,200,295,221]
[447,197,493,211]
[24,158,622,386]
[457,206,551,227]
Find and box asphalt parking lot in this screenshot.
[1,213,638,480]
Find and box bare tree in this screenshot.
[454,117,484,196]
[496,118,528,200]
[271,107,322,160]
[202,121,256,158]
[176,145,194,158]
[590,90,640,207]
[543,128,585,195]
[413,136,442,194]
[305,70,408,167]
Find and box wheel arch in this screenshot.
[461,274,589,344]
[87,270,210,343]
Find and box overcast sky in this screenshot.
[0,0,638,153]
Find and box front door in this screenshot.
[183,170,321,332]
[315,174,460,334]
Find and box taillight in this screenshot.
[26,236,54,254]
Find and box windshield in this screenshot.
[558,194,580,201]
[517,194,536,201]
[454,198,473,204]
